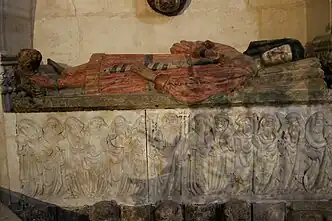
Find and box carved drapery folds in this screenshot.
[13,106,332,205]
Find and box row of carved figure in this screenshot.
[15,110,332,201]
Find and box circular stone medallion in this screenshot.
[147,0,188,16]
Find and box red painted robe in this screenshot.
[30,41,256,103]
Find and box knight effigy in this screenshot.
[2,39,327,112]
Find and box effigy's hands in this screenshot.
[170,40,231,63]
[170,40,205,57]
[130,63,158,83]
[170,40,244,63]
[130,63,147,73]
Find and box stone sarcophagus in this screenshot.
[1,40,332,220]
[6,105,332,207]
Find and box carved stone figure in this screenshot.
[182,113,218,196]
[16,40,255,104]
[244,38,305,67]
[81,117,108,197]
[16,119,44,196]
[210,112,235,194]
[149,112,182,199]
[39,117,65,197]
[233,113,258,194]
[278,112,305,193]
[303,112,330,193]
[122,116,147,198]
[62,117,86,198]
[253,114,281,194]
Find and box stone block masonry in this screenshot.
[7,199,332,221]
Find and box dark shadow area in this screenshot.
[0,187,89,221]
[0,0,36,53]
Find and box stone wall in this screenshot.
[32,0,330,66]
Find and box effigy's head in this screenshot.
[17,49,42,73]
[147,0,187,16]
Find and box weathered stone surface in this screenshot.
[253,203,286,221]
[288,201,332,211]
[288,201,332,221]
[223,200,251,221]
[89,201,120,221]
[7,105,332,207]
[154,201,183,221]
[288,211,324,221]
[120,205,151,221]
[0,203,21,221]
[184,204,216,221]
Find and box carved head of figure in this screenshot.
[214,113,229,133]
[64,117,84,137]
[147,0,187,16]
[261,44,293,66]
[42,117,63,137]
[305,112,327,148]
[235,114,256,137]
[88,116,107,133]
[111,115,128,136]
[192,113,213,135]
[285,112,304,143]
[16,119,42,144]
[17,49,42,73]
[259,114,280,140]
[161,113,180,131]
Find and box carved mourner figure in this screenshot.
[39,117,65,197]
[278,112,305,193]
[253,114,281,195]
[125,116,149,198]
[149,112,182,199]
[233,113,258,194]
[303,112,330,193]
[16,119,44,197]
[103,115,132,196]
[211,112,235,194]
[63,117,86,198]
[182,113,217,196]
[81,117,108,197]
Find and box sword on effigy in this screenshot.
[103,48,222,74]
[102,48,223,93]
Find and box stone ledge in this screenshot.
[9,88,328,113]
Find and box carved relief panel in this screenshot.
[9,105,332,207]
[146,109,188,202]
[176,108,256,202]
[15,111,148,206]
